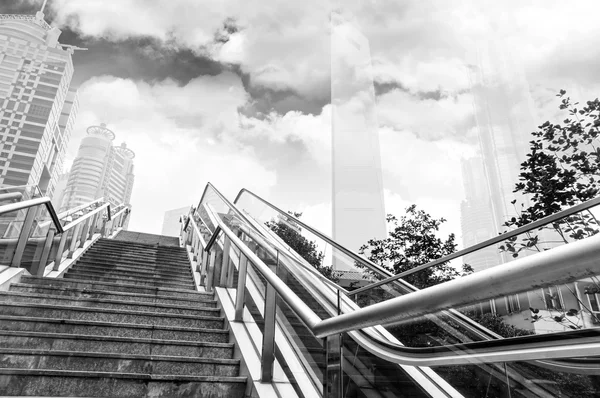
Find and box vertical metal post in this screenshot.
[11,207,38,267]
[234,254,248,321]
[205,249,217,292]
[219,236,231,286]
[67,223,82,258]
[100,218,108,238]
[78,218,91,248]
[261,251,279,382]
[324,290,343,398]
[199,250,208,280]
[87,213,99,240]
[52,233,68,271]
[32,228,55,277]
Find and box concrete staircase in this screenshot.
[0,233,248,397]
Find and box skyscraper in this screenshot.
[0,6,79,196]
[331,11,386,269]
[61,124,135,211]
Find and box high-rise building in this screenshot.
[61,124,135,211]
[161,206,190,237]
[460,157,499,271]
[331,11,386,269]
[0,7,79,196]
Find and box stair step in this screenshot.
[0,315,229,342]
[80,253,190,267]
[64,272,195,290]
[67,266,193,284]
[83,250,191,265]
[87,241,188,253]
[19,276,204,299]
[0,348,240,376]
[0,302,224,329]
[0,330,234,358]
[0,368,247,397]
[73,260,192,276]
[0,291,219,317]
[9,283,217,307]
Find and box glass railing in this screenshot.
[240,188,600,397]
[179,185,597,396]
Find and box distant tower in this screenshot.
[0,4,79,195]
[61,124,135,213]
[331,11,386,268]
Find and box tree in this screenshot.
[501,90,600,258]
[499,90,600,327]
[266,212,339,282]
[359,204,472,289]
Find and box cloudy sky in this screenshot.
[2,0,600,246]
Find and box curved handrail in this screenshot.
[235,187,393,279]
[234,187,600,371]
[0,197,63,234]
[197,194,600,365]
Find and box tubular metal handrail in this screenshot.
[194,193,600,365]
[237,188,600,297]
[0,197,64,234]
[57,197,105,219]
[235,187,393,280]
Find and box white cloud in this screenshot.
[66,73,275,233]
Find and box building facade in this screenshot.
[60,124,135,212]
[331,11,386,269]
[0,10,78,196]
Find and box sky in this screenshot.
[2,0,600,245]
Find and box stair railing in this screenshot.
[0,196,129,276]
[183,184,600,365]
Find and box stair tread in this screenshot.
[74,260,192,273]
[0,315,229,335]
[20,276,206,296]
[63,274,195,289]
[0,330,234,348]
[0,368,247,382]
[9,283,216,304]
[0,301,224,321]
[0,348,239,364]
[0,291,219,313]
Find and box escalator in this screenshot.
[185,183,600,398]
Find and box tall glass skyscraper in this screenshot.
[331,11,386,269]
[60,124,135,212]
[0,8,78,196]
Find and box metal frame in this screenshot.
[0,196,128,272]
[188,188,600,368]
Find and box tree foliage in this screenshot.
[266,212,339,282]
[358,204,472,289]
[501,90,600,258]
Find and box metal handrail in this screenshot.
[0,197,63,234]
[350,195,600,296]
[57,197,105,219]
[235,187,393,280]
[195,201,600,365]
[236,188,600,297]
[62,202,110,231]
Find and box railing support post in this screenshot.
[87,213,99,240]
[324,291,343,398]
[219,236,231,286]
[205,249,217,292]
[261,251,278,382]
[200,250,208,281]
[67,223,82,258]
[52,233,68,271]
[11,206,38,267]
[234,254,248,321]
[78,218,91,249]
[32,227,55,277]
